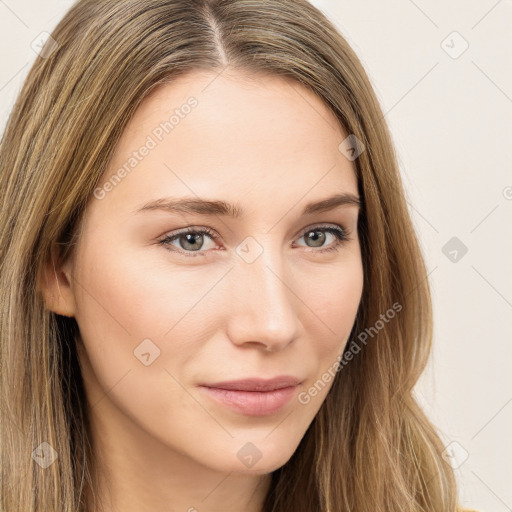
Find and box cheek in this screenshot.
[292,254,363,404]
[71,243,229,383]
[297,255,363,343]
[74,235,222,332]
[71,245,223,440]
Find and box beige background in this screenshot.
[1,1,511,510]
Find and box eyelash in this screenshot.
[158,224,352,258]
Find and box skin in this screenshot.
[41,70,364,512]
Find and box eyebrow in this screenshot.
[134,192,361,218]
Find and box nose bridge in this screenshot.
[227,239,299,350]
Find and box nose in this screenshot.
[225,245,300,352]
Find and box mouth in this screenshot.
[198,376,302,416]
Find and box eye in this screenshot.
[295,225,351,254]
[158,227,218,257]
[158,224,351,257]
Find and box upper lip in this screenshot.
[201,376,302,392]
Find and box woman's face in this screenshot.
[51,70,363,476]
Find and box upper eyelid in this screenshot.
[299,223,348,234]
[166,222,347,236]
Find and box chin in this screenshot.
[180,432,299,476]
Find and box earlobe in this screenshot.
[38,248,77,318]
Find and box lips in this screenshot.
[201,376,302,392]
[198,376,303,416]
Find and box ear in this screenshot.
[37,245,77,318]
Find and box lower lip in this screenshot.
[199,385,298,416]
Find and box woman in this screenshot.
[0,0,478,511]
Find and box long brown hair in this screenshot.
[0,0,462,510]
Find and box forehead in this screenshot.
[95,70,358,215]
